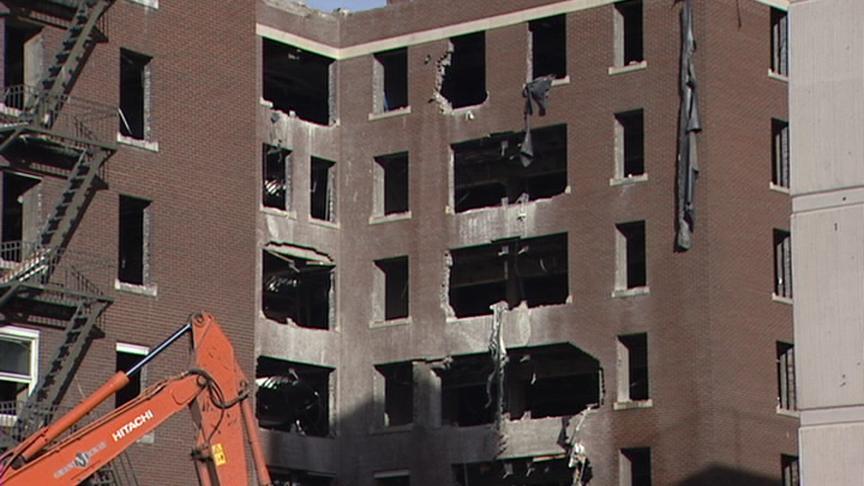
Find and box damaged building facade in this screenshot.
[0,0,793,485]
[255,0,795,485]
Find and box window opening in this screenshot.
[118,195,151,286]
[772,119,790,188]
[441,32,487,109]
[453,125,567,213]
[310,157,336,222]
[375,472,410,486]
[781,454,800,486]
[620,447,651,486]
[375,257,409,321]
[256,356,332,437]
[774,229,792,299]
[115,343,147,408]
[506,344,601,420]
[375,362,413,427]
[771,8,788,76]
[449,233,568,318]
[439,354,496,427]
[374,152,409,216]
[615,110,645,178]
[374,48,408,112]
[1,172,40,261]
[0,326,38,416]
[615,221,647,290]
[263,145,292,210]
[269,468,335,486]
[262,249,333,330]
[530,15,566,79]
[3,22,41,108]
[617,333,648,402]
[614,0,643,66]
[119,49,151,140]
[453,458,574,486]
[263,39,334,125]
[776,342,796,411]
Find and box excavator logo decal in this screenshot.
[112,409,155,442]
[52,441,107,479]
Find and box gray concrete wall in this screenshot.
[791,0,864,483]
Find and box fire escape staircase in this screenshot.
[0,0,122,466]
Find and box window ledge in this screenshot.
[261,206,297,219]
[369,317,412,329]
[115,279,158,297]
[368,106,411,121]
[308,218,340,229]
[551,75,570,86]
[369,211,412,225]
[117,134,159,152]
[126,0,158,9]
[610,174,648,187]
[769,182,790,194]
[612,286,650,299]
[772,293,793,305]
[776,406,799,418]
[608,60,648,76]
[370,424,413,435]
[613,399,653,411]
[768,70,789,83]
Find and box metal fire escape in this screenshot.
[0,0,119,463]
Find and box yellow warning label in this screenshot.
[212,443,227,466]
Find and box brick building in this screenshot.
[0,0,794,485]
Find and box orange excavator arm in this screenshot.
[0,313,272,486]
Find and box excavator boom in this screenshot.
[0,313,272,486]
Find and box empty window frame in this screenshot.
[262,249,334,330]
[615,110,645,179]
[3,21,41,108]
[620,448,652,486]
[374,257,409,321]
[617,333,649,402]
[269,468,335,486]
[0,172,40,260]
[375,471,410,486]
[263,145,292,210]
[774,229,792,299]
[776,342,796,412]
[449,233,568,318]
[118,195,151,286]
[781,454,800,486]
[506,344,601,420]
[375,362,413,427]
[771,8,788,77]
[119,49,152,140]
[262,39,334,125]
[454,458,573,486]
[438,354,496,426]
[530,15,566,80]
[615,221,647,290]
[772,119,790,189]
[115,343,148,408]
[310,157,336,222]
[256,356,333,437]
[373,152,409,216]
[613,1,644,67]
[441,32,487,109]
[452,125,567,213]
[0,326,38,410]
[373,48,408,112]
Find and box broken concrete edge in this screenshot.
[265,241,334,264]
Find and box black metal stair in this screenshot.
[0,1,119,474]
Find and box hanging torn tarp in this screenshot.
[521,75,555,167]
[676,0,701,251]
